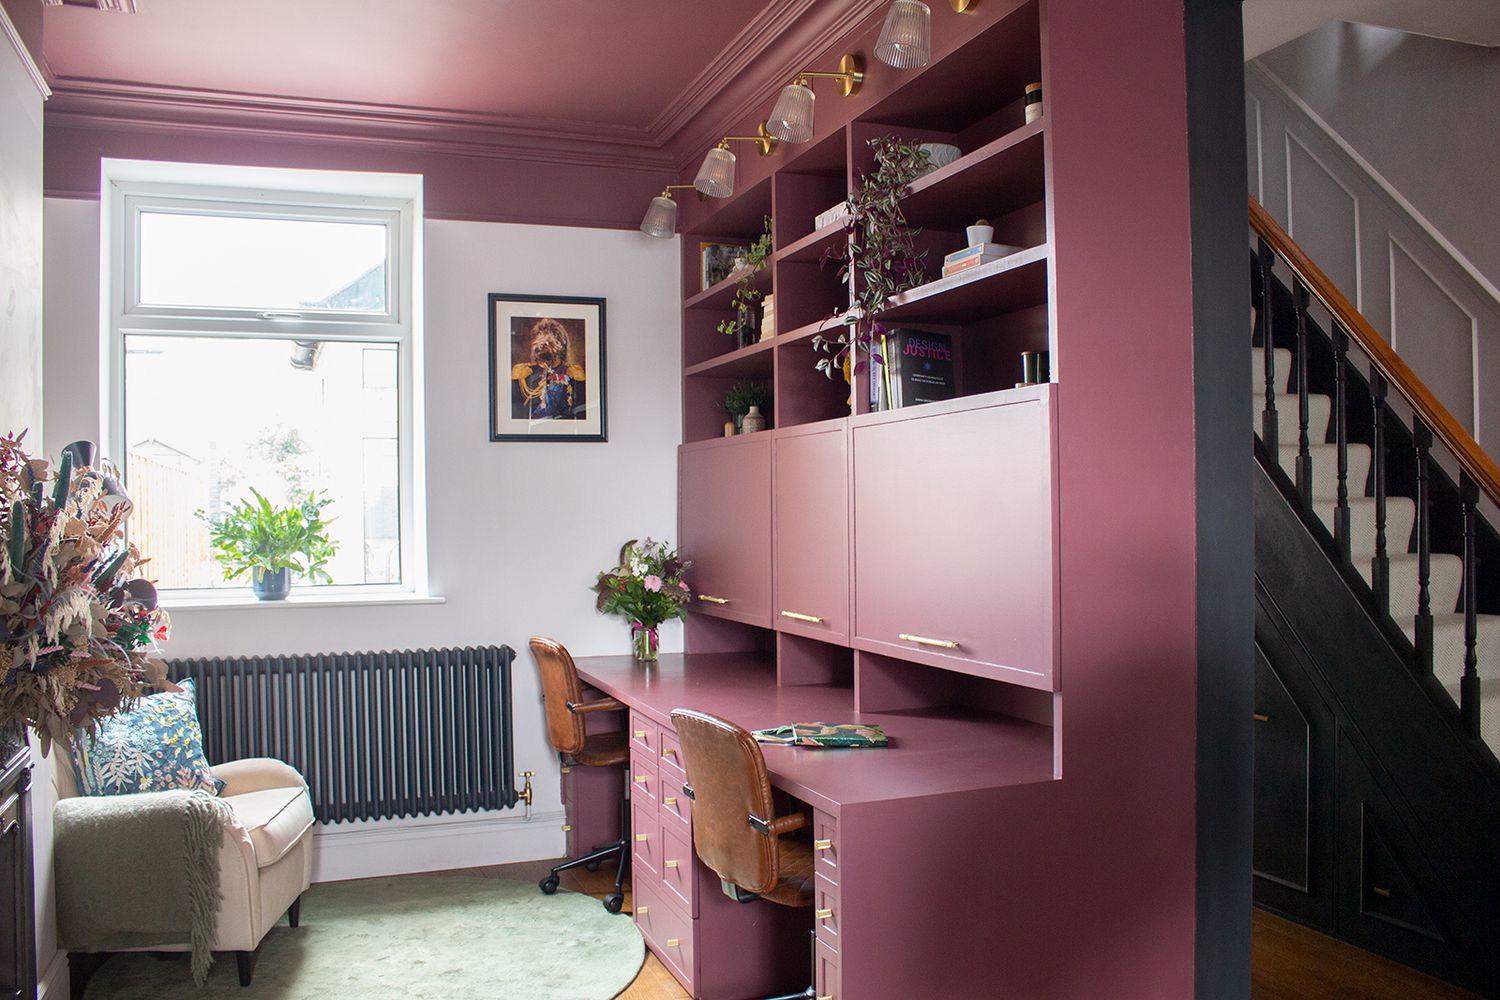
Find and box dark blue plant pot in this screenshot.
[252,567,291,601]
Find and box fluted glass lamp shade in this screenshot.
[767,82,817,144]
[694,146,737,199]
[640,195,678,238]
[875,0,932,69]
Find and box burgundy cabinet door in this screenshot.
[680,436,774,628]
[774,426,850,642]
[852,393,1056,689]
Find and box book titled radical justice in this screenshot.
[876,329,957,410]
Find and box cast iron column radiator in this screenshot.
[167,646,519,823]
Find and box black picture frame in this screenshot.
[487,293,607,442]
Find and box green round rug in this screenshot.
[83,876,646,1000]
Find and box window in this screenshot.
[103,161,426,601]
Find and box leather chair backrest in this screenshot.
[529,637,587,758]
[670,709,778,896]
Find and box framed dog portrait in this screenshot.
[488,293,607,442]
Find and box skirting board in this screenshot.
[36,948,68,1000]
[310,808,566,883]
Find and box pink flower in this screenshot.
[678,581,690,591]
[643,575,663,593]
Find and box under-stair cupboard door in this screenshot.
[680,437,774,628]
[852,391,1057,689]
[774,426,850,643]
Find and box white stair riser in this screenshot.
[1278,442,1371,501]
[1252,393,1332,446]
[1252,348,1292,396]
[1313,496,1415,560]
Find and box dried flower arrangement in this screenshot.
[0,434,174,755]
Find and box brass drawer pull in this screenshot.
[634,775,649,784]
[1253,713,1270,723]
[637,906,649,915]
[633,729,649,739]
[698,595,731,605]
[780,610,825,623]
[899,633,960,649]
[665,937,681,948]
[562,824,573,832]
[663,796,678,806]
[662,748,678,758]
[814,839,833,851]
[818,995,833,1000]
[560,766,572,774]
[815,908,833,920]
[1372,886,1392,898]
[664,859,680,869]
[635,833,650,842]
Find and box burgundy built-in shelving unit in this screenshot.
[677,1,1056,706]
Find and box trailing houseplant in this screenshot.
[717,215,774,348]
[199,489,337,600]
[0,433,174,755]
[721,379,772,433]
[592,539,692,662]
[815,137,932,381]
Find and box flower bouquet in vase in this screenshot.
[593,539,691,663]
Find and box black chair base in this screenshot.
[538,764,630,913]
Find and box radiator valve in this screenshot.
[518,770,534,819]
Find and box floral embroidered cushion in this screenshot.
[72,680,219,796]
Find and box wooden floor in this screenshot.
[1252,908,1481,1000]
[453,862,1480,1000]
[462,858,689,1000]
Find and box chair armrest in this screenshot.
[568,697,626,716]
[748,811,808,838]
[211,758,309,797]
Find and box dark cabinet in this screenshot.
[0,735,35,1000]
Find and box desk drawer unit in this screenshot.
[813,810,839,880]
[659,821,698,916]
[814,875,840,951]
[630,751,659,808]
[630,712,660,758]
[632,800,661,880]
[635,876,696,995]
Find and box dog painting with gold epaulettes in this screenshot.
[511,316,587,421]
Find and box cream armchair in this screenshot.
[55,756,314,987]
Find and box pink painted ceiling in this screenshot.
[41,0,765,130]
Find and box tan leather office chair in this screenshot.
[530,636,631,913]
[671,709,816,1000]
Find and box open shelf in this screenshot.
[879,245,1049,324]
[772,222,846,266]
[900,122,1046,231]
[685,263,771,310]
[685,336,775,379]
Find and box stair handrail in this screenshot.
[1250,196,1500,508]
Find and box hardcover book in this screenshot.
[885,328,956,409]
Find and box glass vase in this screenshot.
[631,625,660,663]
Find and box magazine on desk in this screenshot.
[752,722,890,748]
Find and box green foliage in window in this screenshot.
[198,489,338,583]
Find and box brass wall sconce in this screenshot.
[640,184,700,239]
[767,54,865,144]
[694,123,778,199]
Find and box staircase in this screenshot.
[1249,199,1500,997]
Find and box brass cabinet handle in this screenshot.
[562,824,573,832]
[560,765,572,774]
[633,729,649,739]
[818,995,834,1000]
[780,610,825,623]
[698,595,731,605]
[637,906,649,915]
[635,833,649,842]
[634,775,649,784]
[815,908,833,920]
[663,796,678,806]
[1253,713,1270,723]
[662,747,678,758]
[665,938,681,948]
[899,632,960,649]
[664,859,680,869]
[814,839,833,851]
[1372,886,1392,898]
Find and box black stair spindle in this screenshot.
[1414,418,1435,675]
[1331,325,1352,564]
[1460,472,1482,739]
[1293,278,1313,508]
[1258,238,1279,448]
[1369,367,1390,617]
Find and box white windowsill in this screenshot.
[161,591,446,612]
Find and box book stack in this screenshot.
[760,294,776,341]
[870,328,957,412]
[941,242,1023,278]
[814,201,850,231]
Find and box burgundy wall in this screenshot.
[43,121,674,228]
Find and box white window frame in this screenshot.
[101,159,429,606]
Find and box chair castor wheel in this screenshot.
[602,892,625,914]
[539,875,560,895]
[584,859,602,872]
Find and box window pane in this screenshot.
[124,335,400,590]
[137,212,388,312]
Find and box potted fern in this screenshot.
[199,490,338,600]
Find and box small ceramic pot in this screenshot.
[966,223,994,247]
[741,405,767,434]
[252,566,290,601]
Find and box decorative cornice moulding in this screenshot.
[1,2,52,99]
[45,77,675,172]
